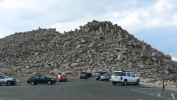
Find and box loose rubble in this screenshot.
[0,20,177,87]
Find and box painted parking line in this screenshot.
[171,94,176,100]
[131,89,177,100]
[0,97,21,100]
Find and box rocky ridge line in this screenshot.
[0,20,177,85]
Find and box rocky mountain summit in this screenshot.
[0,20,177,84]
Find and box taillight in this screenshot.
[120,76,123,80]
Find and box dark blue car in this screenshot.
[79,72,88,79]
[27,75,56,85]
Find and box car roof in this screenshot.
[32,74,46,77]
[34,74,43,76]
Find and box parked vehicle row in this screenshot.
[26,74,68,85]
[92,71,140,86]
[0,70,140,86]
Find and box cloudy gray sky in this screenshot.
[0,0,177,60]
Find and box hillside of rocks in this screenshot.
[0,20,177,82]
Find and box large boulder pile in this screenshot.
[0,20,177,82]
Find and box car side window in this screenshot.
[34,76,40,79]
[40,76,45,79]
[0,76,5,79]
[130,73,135,77]
[127,73,130,76]
[121,73,126,76]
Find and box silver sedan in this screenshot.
[100,73,112,81]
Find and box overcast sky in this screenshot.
[0,0,177,61]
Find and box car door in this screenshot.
[40,76,47,83]
[126,72,132,83]
[130,72,137,83]
[0,76,6,84]
[33,76,40,83]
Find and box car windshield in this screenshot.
[94,72,100,75]
[3,75,9,78]
[102,73,109,76]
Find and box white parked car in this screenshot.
[110,71,140,86]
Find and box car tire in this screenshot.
[47,81,52,85]
[112,82,116,85]
[136,79,140,85]
[101,79,104,81]
[123,80,127,86]
[31,82,35,85]
[96,78,99,80]
[6,81,12,86]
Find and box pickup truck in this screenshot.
[0,74,17,86]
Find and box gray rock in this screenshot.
[44,64,50,68]
[26,66,30,69]
[117,53,123,61]
[71,63,79,67]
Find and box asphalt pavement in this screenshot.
[0,77,176,100]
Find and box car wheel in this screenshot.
[6,81,12,86]
[101,79,104,81]
[112,82,116,85]
[96,78,99,80]
[123,80,127,86]
[47,81,52,85]
[31,82,35,85]
[136,79,140,85]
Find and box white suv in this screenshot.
[110,71,140,86]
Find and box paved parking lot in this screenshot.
[0,77,176,100]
